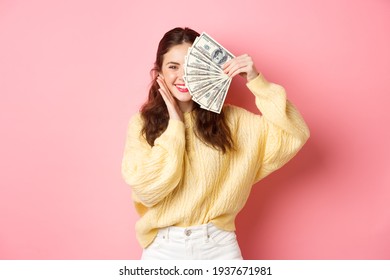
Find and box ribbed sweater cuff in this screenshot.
[246,73,270,91]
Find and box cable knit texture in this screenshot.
[121,74,310,248]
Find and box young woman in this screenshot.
[121,27,310,260]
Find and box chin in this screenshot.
[178,95,192,101]
[173,93,192,102]
[176,98,194,107]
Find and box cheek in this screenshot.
[161,71,172,80]
[162,72,175,85]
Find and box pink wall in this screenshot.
[0,0,389,259]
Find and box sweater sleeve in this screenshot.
[121,114,185,207]
[246,74,310,182]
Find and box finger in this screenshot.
[158,88,169,104]
[157,77,171,96]
[223,60,240,75]
[225,59,247,77]
[158,88,178,113]
[158,84,174,105]
[223,56,242,72]
[223,56,248,75]
[157,77,171,98]
[157,77,179,109]
[226,56,257,79]
[229,65,249,79]
[222,59,233,70]
[158,85,183,121]
[223,61,234,74]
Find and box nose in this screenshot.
[178,66,185,81]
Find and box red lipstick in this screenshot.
[175,84,189,93]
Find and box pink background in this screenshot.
[1,0,389,259]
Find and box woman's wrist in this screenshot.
[246,71,260,82]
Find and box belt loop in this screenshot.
[161,227,170,242]
[166,227,170,241]
[204,224,210,243]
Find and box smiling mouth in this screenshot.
[175,84,189,93]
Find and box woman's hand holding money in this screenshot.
[223,54,259,82]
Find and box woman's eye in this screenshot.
[169,65,178,69]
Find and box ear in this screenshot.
[152,69,162,80]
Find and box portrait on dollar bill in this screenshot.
[211,48,228,65]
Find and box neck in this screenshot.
[178,101,194,113]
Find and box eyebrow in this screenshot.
[166,62,180,65]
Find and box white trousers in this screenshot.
[141,223,243,260]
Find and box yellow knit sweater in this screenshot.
[121,74,310,248]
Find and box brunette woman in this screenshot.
[121,27,310,260]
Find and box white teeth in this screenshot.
[176,85,187,89]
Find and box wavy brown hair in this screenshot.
[140,27,234,153]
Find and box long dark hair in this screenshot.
[140,27,234,153]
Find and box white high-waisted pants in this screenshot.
[141,223,243,260]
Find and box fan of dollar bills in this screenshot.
[183,32,235,114]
